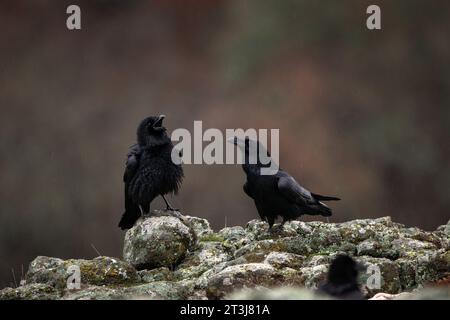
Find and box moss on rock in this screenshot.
[123,216,194,269]
[2,214,449,300]
[0,283,61,300]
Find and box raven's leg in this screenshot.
[161,194,179,212]
[160,195,184,220]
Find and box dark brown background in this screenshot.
[1,0,449,288]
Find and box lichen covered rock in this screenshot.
[138,267,174,283]
[0,283,61,300]
[182,215,213,238]
[174,241,230,281]
[123,216,195,269]
[206,263,304,299]
[1,214,449,300]
[26,256,138,289]
[356,256,401,296]
[300,264,329,289]
[264,252,305,269]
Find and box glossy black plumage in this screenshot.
[118,115,183,230]
[231,137,340,228]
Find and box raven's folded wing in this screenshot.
[277,176,315,205]
[123,144,141,183]
[119,144,143,230]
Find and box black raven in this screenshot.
[318,255,365,300]
[229,137,340,229]
[118,115,183,230]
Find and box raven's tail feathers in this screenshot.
[315,203,332,217]
[312,193,341,201]
[306,193,340,217]
[119,190,142,230]
[118,207,141,230]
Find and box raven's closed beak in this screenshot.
[226,137,238,145]
[153,115,165,127]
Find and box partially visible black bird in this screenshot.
[318,255,365,300]
[118,115,183,230]
[229,137,340,229]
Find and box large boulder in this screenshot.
[123,216,195,269]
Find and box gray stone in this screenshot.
[123,216,195,269]
[138,267,173,283]
[264,252,305,269]
[183,215,213,238]
[300,264,329,289]
[356,256,401,297]
[3,215,450,300]
[206,263,304,299]
[26,256,138,289]
[0,283,61,300]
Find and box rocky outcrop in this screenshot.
[1,213,449,300]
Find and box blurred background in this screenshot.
[1,0,449,288]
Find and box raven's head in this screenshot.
[137,115,170,147]
[227,136,272,174]
[228,136,251,153]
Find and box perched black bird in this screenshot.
[318,255,365,300]
[229,137,340,229]
[118,115,183,230]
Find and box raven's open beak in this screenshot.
[153,115,165,128]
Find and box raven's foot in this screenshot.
[269,223,284,232]
[269,223,285,234]
[165,209,184,220]
[152,209,185,221]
